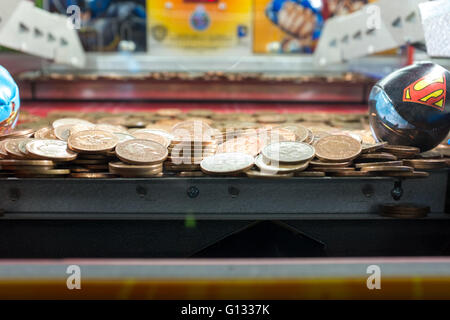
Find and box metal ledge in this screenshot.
[0,171,447,215]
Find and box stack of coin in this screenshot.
[379,203,430,218]
[112,139,168,177]
[0,159,69,178]
[165,120,217,171]
[254,141,315,175]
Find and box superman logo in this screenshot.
[403,73,446,111]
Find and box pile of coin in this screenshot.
[0,109,447,179]
[379,203,430,218]
[26,71,370,85]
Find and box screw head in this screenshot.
[187,186,199,198]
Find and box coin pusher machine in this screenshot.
[0,0,448,260]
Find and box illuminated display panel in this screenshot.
[184,0,218,3]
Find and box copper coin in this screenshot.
[26,139,78,161]
[355,161,403,169]
[328,171,374,177]
[164,163,201,171]
[377,171,429,178]
[0,159,54,166]
[403,159,448,170]
[132,132,170,148]
[0,129,35,140]
[246,170,294,179]
[356,153,397,162]
[34,127,57,140]
[52,118,92,129]
[361,142,388,153]
[5,139,31,159]
[280,124,309,142]
[115,139,168,165]
[14,168,70,175]
[177,171,206,177]
[314,167,356,173]
[417,150,443,159]
[360,166,414,173]
[68,130,118,153]
[171,120,213,141]
[70,172,117,179]
[309,160,352,167]
[0,140,9,158]
[72,159,109,165]
[294,171,326,177]
[216,136,262,157]
[109,161,162,170]
[315,135,362,162]
[381,145,420,153]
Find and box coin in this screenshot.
[109,161,162,171]
[361,142,388,153]
[309,160,352,167]
[417,150,443,159]
[356,153,398,162]
[132,132,170,148]
[171,120,213,141]
[379,203,429,218]
[135,129,174,142]
[262,141,315,164]
[294,171,326,177]
[26,139,78,161]
[360,166,414,173]
[200,152,254,175]
[68,130,118,153]
[280,124,309,142]
[216,135,262,156]
[164,163,201,171]
[70,172,117,179]
[327,171,373,177]
[255,154,309,173]
[377,171,429,178]
[403,159,448,170]
[0,129,35,140]
[5,139,30,159]
[177,171,206,177]
[34,127,57,139]
[15,169,70,175]
[355,161,403,169]
[315,135,362,162]
[0,159,54,166]
[115,139,168,165]
[246,170,294,179]
[52,118,92,128]
[381,145,420,158]
[0,140,9,158]
[314,167,356,173]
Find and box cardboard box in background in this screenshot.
[147,0,252,56]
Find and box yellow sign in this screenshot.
[147,0,252,55]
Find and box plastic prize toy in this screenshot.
[0,65,20,135]
[369,62,450,152]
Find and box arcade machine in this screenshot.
[0,0,448,299]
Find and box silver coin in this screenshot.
[200,152,254,174]
[262,141,315,163]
